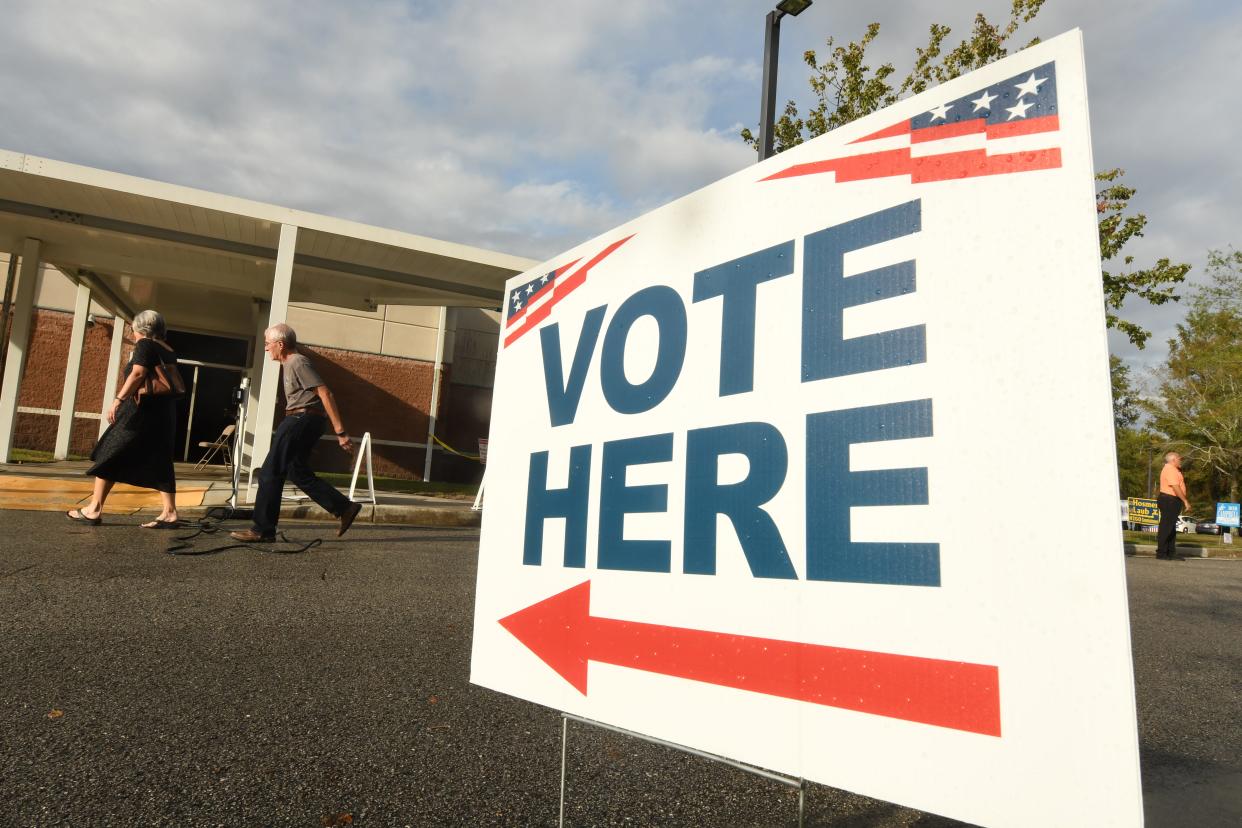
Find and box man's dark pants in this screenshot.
[1156,493,1183,559]
[253,412,351,536]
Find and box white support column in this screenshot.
[423,305,449,482]
[240,303,268,478]
[99,315,126,438]
[0,239,41,463]
[246,223,297,499]
[54,282,92,459]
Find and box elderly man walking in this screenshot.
[1155,451,1190,561]
[231,323,362,542]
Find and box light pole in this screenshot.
[758,0,813,162]
[1146,444,1154,498]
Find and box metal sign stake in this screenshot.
[558,713,806,827]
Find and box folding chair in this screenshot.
[193,424,236,470]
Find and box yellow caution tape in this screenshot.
[432,434,481,461]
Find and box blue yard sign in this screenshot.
[1216,502,1240,528]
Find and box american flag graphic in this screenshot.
[763,61,1060,185]
[503,235,634,348]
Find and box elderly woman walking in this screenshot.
[67,309,182,528]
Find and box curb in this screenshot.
[1124,543,1230,559]
[174,502,481,529]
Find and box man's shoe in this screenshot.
[338,501,362,537]
[229,529,274,543]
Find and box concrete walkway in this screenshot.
[0,460,480,528]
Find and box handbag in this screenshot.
[140,341,186,399]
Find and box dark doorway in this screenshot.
[166,330,249,465]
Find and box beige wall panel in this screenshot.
[289,300,382,321]
[451,327,499,388]
[287,305,383,352]
[383,304,443,327]
[444,329,456,364]
[453,327,499,361]
[33,266,74,311]
[452,356,496,388]
[452,307,502,334]
[171,299,256,338]
[31,266,112,316]
[380,322,443,361]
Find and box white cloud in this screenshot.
[0,0,757,260]
[0,0,1237,367]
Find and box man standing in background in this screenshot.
[1155,451,1191,561]
[231,323,362,542]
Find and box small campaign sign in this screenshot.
[1127,497,1160,526]
[471,31,1141,827]
[1217,502,1240,528]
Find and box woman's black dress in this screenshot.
[87,338,178,493]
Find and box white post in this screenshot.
[422,305,448,482]
[348,431,376,504]
[54,282,92,459]
[229,376,249,509]
[240,304,268,477]
[0,238,41,463]
[99,315,126,438]
[246,223,297,499]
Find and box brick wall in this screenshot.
[295,346,492,482]
[295,345,486,482]
[10,309,126,457]
[4,310,494,481]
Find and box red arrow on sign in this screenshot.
[499,581,1001,736]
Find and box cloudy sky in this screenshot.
[1,0,1236,374]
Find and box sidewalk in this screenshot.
[1126,541,1238,559]
[0,460,480,528]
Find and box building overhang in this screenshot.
[0,149,535,331]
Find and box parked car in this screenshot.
[1195,519,1223,535]
[1176,515,1198,534]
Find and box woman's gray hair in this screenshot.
[132,309,167,339]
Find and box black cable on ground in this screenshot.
[165,506,322,556]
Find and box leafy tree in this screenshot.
[1096,170,1191,349]
[1115,425,1160,500]
[1145,248,1242,503]
[1111,354,1160,498]
[1192,247,1242,314]
[742,0,1189,348]
[1110,355,1141,431]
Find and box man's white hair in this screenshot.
[265,323,297,348]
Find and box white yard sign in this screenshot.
[471,31,1142,827]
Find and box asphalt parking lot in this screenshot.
[1,510,1238,826]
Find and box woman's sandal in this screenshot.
[140,519,180,529]
[67,509,102,526]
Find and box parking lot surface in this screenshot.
[1,510,1238,826]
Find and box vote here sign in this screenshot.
[471,30,1141,827]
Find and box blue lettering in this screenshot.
[598,433,674,573]
[802,200,924,382]
[693,241,795,396]
[684,422,795,579]
[540,305,607,427]
[805,399,939,586]
[523,445,592,568]
[600,286,687,415]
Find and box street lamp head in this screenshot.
[775,0,812,16]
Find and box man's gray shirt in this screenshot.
[283,353,326,410]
